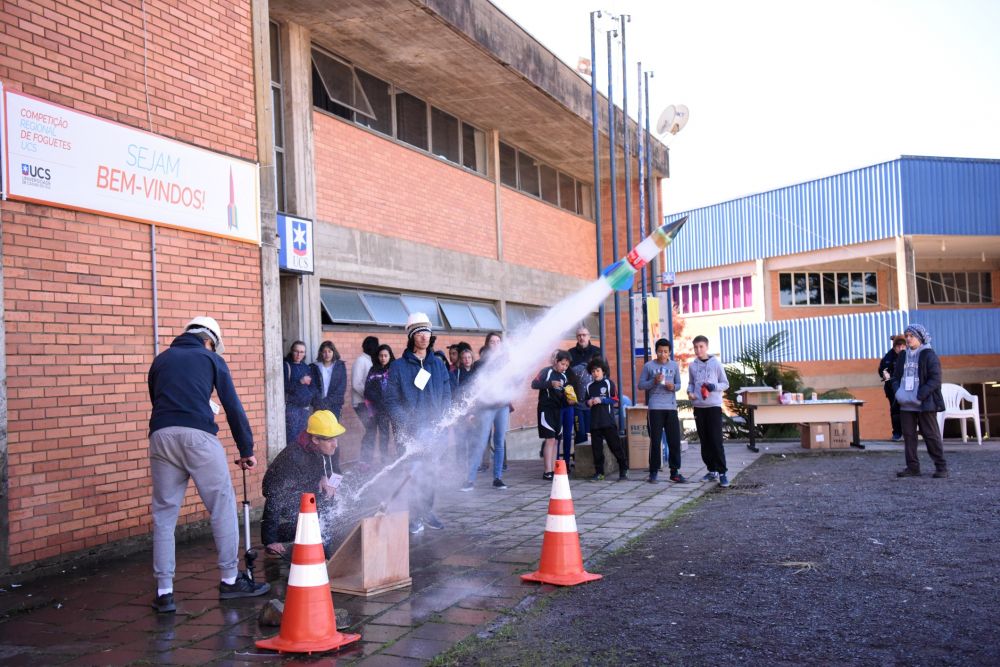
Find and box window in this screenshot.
[779,271,878,307]
[320,288,373,323]
[269,22,286,212]
[916,272,993,304]
[499,142,518,187]
[322,287,502,331]
[507,303,545,330]
[430,107,460,163]
[400,295,443,328]
[355,69,391,135]
[558,173,576,213]
[675,276,753,315]
[539,164,559,205]
[469,303,503,330]
[577,183,594,219]
[517,151,540,196]
[394,91,428,150]
[363,293,410,325]
[312,48,375,119]
[462,122,486,174]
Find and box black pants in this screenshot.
[900,411,947,472]
[883,384,901,436]
[648,409,682,474]
[591,426,627,475]
[694,406,727,474]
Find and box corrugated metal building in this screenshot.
[662,156,1000,440]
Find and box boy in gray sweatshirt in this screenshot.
[687,335,731,488]
[637,338,685,483]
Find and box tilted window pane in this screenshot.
[355,69,392,135]
[312,64,352,119]
[440,301,478,329]
[539,164,559,205]
[470,303,502,330]
[518,151,540,197]
[395,92,428,150]
[400,295,442,328]
[941,272,957,303]
[928,272,945,304]
[311,49,375,118]
[462,123,486,173]
[499,142,517,187]
[362,293,409,325]
[431,107,460,163]
[321,288,373,323]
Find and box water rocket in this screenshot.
[601,216,687,291]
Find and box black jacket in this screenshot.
[890,347,945,413]
[586,378,619,430]
[148,333,253,457]
[260,435,341,546]
[877,348,899,400]
[310,360,347,417]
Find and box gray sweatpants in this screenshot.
[150,426,239,590]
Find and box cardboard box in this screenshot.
[737,387,780,405]
[829,422,851,449]
[800,423,830,449]
[626,406,652,471]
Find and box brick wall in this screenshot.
[499,189,596,280]
[1,0,261,567]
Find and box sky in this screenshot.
[488,0,1000,214]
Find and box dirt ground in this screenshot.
[437,449,1000,667]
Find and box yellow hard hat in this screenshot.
[306,410,345,438]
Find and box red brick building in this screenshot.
[0,0,669,573]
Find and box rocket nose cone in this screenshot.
[658,216,688,242]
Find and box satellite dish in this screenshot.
[656,104,690,136]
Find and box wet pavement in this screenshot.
[0,439,984,665]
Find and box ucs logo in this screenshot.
[21,163,52,180]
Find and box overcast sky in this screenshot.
[489,0,1000,214]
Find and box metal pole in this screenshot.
[619,14,639,405]
[644,71,657,298]
[637,62,649,365]
[607,28,624,426]
[590,11,605,348]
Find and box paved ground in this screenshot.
[437,447,1000,667]
[0,440,994,665]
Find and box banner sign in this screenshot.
[631,293,665,357]
[277,213,314,274]
[2,89,260,244]
[0,81,6,199]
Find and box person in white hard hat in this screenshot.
[147,316,269,613]
[384,312,452,534]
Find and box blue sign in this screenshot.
[277,213,314,274]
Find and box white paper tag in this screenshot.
[904,376,915,391]
[414,367,431,390]
[209,399,220,415]
[327,472,343,489]
[816,434,825,442]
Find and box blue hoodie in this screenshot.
[384,349,452,438]
[148,333,254,457]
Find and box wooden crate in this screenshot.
[327,511,412,597]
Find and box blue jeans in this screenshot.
[575,406,591,444]
[466,406,509,483]
[559,406,575,462]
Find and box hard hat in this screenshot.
[405,312,432,338]
[185,316,225,355]
[307,410,345,438]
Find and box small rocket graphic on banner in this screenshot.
[227,167,238,231]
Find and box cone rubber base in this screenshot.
[255,631,360,654]
[521,570,602,586]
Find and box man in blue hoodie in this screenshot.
[147,316,269,613]
[384,312,452,534]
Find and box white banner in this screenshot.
[2,89,260,244]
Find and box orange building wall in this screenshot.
[1,0,263,566]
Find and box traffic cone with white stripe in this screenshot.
[521,460,602,586]
[256,493,360,654]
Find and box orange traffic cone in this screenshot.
[256,493,360,654]
[521,460,602,586]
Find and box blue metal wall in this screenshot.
[719,309,1000,363]
[664,156,1000,273]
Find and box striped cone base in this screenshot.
[521,460,602,586]
[256,493,361,654]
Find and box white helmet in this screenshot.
[185,316,225,354]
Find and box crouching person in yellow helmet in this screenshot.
[261,410,345,558]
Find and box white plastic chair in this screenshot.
[937,383,982,445]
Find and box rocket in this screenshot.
[601,216,687,291]
[227,167,238,231]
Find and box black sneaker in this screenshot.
[492,478,508,489]
[423,512,444,530]
[932,470,949,479]
[618,470,629,481]
[896,468,921,477]
[219,574,270,600]
[152,592,176,613]
[588,473,605,482]
[647,475,659,484]
[542,471,554,481]
[669,472,688,483]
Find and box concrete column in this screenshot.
[896,236,917,311]
[280,22,322,360]
[251,0,287,459]
[489,129,503,262]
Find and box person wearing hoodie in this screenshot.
[878,335,907,441]
[532,350,572,481]
[687,335,731,488]
[384,313,452,534]
[283,340,313,446]
[891,324,948,478]
[147,316,269,613]
[637,338,685,484]
[363,344,396,465]
[261,410,345,558]
[311,340,347,418]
